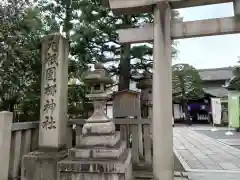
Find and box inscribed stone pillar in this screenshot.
[152,3,173,180]
[21,34,69,180]
[38,34,69,149]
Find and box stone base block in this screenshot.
[69,141,126,159]
[79,131,120,147]
[82,121,115,135]
[21,150,67,180]
[58,149,132,180]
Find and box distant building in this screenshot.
[184,67,234,123]
[106,67,234,123]
[199,67,233,99]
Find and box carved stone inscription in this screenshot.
[45,41,58,66]
[42,40,58,130]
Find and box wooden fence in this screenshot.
[0,112,39,180]
[0,111,157,179]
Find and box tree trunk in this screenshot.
[9,100,15,112]
[119,44,131,90]
[118,15,131,91]
[64,0,72,41]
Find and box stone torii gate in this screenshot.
[105,0,240,180]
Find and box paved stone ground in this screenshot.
[173,127,240,171]
[194,128,240,140]
[183,171,240,180]
[134,171,240,180]
[133,171,189,180]
[190,126,234,131]
[136,126,240,180]
[195,129,240,150]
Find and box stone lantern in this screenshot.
[83,62,113,124]
[137,71,174,126]
[136,71,152,118]
[58,63,132,180]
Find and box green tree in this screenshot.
[0,0,180,120]
[37,0,91,117]
[0,0,90,120]
[172,63,204,123]
[0,1,44,120]
[72,0,180,91]
[226,58,240,90]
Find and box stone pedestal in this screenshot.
[58,131,132,180]
[58,148,131,180]
[21,150,67,180]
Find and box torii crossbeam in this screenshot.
[105,0,233,15]
[118,16,240,43]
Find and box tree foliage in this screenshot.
[172,63,204,122]
[0,0,89,120]
[0,0,180,121]
[172,63,204,102]
[72,0,180,90]
[226,58,240,90]
[0,1,44,119]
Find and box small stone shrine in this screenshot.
[58,63,132,180]
[136,71,152,118]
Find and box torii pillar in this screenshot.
[106,1,173,179]
[152,3,173,180]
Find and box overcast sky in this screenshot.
[173,2,240,69]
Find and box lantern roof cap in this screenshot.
[84,63,113,85]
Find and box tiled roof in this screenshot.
[198,67,233,81]
[203,87,228,97]
[133,67,234,81]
